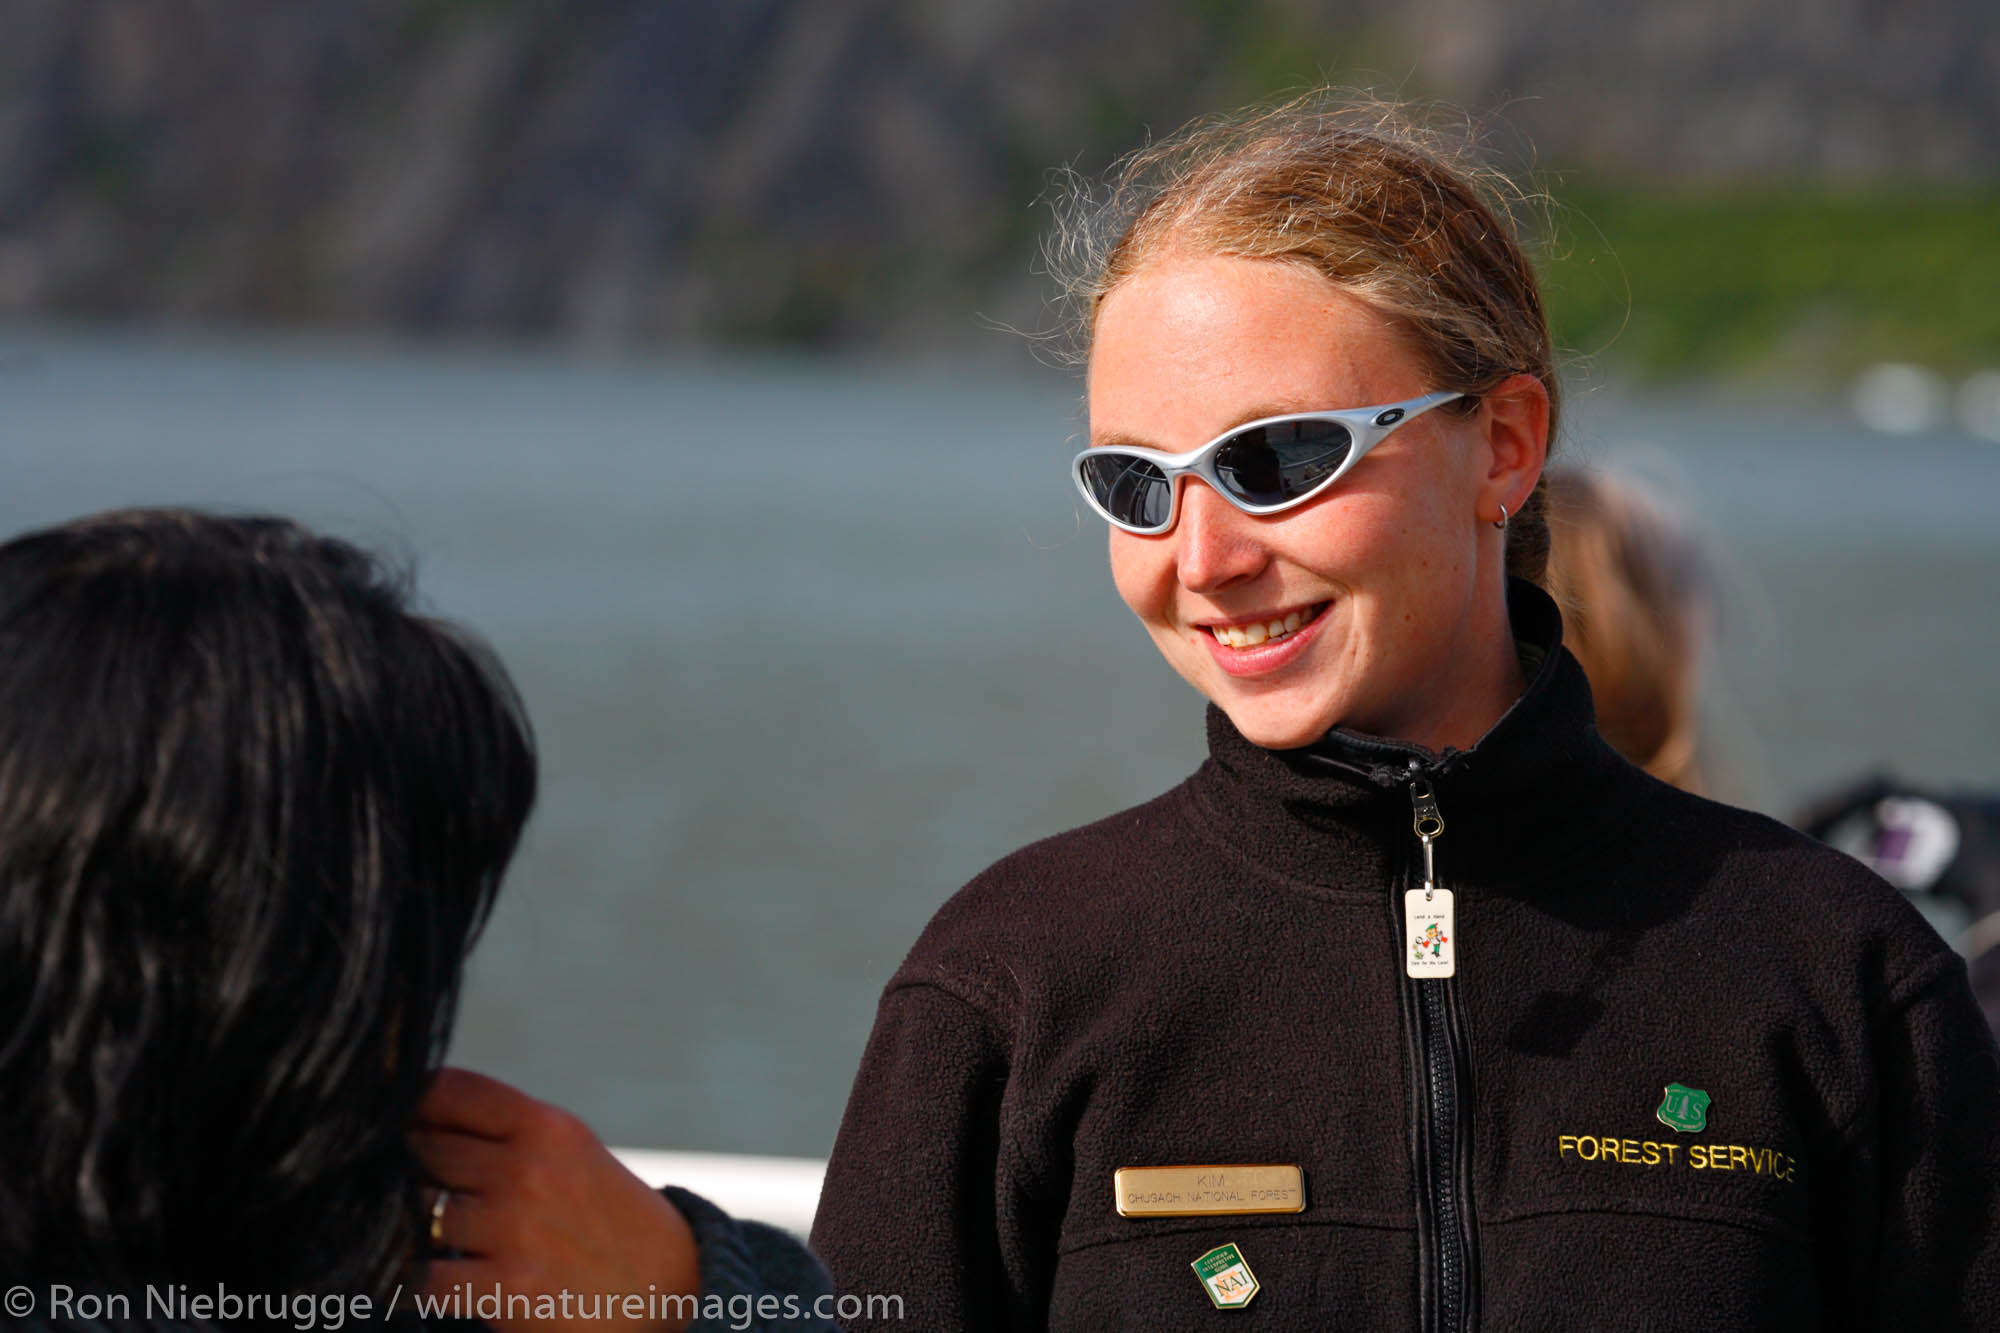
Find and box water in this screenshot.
[5,327,1997,1157]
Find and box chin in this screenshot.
[1216,698,1335,751]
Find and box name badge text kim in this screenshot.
[1114,1164,1306,1218]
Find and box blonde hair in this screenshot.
[1543,468,1715,793]
[1048,93,1559,583]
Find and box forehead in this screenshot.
[1087,256,1426,449]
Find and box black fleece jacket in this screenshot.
[812,582,2000,1331]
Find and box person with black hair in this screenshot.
[0,508,832,1331]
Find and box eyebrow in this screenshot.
[1090,402,1323,451]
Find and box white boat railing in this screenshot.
[612,1148,826,1238]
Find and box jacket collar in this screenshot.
[1189,580,1638,888]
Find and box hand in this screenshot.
[411,1067,700,1333]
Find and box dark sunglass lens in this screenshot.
[1080,454,1174,529]
[1215,421,1353,506]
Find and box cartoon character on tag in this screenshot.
[1412,921,1449,963]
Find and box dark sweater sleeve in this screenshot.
[810,980,1032,1332]
[661,1185,839,1332]
[1860,958,2000,1324]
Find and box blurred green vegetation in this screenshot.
[1539,184,2000,382]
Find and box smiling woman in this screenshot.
[1090,261,1541,752]
[804,94,2000,1331]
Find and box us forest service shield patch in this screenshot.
[1656,1082,1712,1133]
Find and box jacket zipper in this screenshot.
[1405,776,1476,1332]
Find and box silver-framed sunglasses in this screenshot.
[1072,389,1465,535]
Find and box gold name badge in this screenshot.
[1115,1164,1306,1218]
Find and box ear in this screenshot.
[1476,373,1550,520]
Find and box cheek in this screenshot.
[1285,496,1397,580]
[1359,485,1466,569]
[1107,530,1173,624]
[1365,506,1479,642]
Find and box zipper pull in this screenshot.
[1410,779,1444,899]
[1405,779,1456,978]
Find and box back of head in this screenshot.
[0,509,536,1299]
[1050,92,1560,583]
[1543,468,1714,793]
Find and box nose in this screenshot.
[1173,480,1268,593]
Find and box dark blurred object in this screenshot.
[1794,774,2000,1031]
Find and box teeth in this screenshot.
[1211,606,1319,649]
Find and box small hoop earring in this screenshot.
[1492,503,1509,531]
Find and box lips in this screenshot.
[1197,601,1333,679]
[1204,601,1329,649]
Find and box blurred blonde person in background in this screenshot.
[1541,466,1716,794]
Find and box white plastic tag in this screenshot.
[1404,888,1456,978]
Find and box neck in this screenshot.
[1396,576,1529,755]
[1412,648,1525,755]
